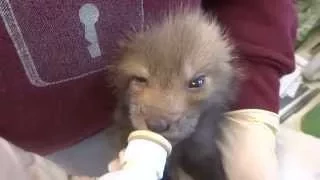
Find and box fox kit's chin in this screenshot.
[110,6,238,180]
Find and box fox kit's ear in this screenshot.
[117,31,143,51]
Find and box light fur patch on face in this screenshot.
[129,104,148,130]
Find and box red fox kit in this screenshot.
[109,7,238,180]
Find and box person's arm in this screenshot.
[0,137,94,180]
[203,0,297,112]
[202,0,297,179]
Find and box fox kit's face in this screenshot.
[113,10,234,143]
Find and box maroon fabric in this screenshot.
[203,0,297,112]
[0,0,296,154]
[0,0,201,155]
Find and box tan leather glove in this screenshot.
[219,109,280,180]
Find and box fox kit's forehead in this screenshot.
[119,9,233,87]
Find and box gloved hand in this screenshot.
[107,150,125,172]
[219,109,320,180]
[219,109,280,180]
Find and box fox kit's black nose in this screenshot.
[146,120,170,133]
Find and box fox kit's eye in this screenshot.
[188,75,206,88]
[132,76,148,84]
[130,76,148,92]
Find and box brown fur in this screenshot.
[108,7,238,180]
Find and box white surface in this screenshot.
[303,54,320,81]
[46,129,118,177]
[279,64,302,98]
[279,54,310,98]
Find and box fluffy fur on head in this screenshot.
[109,7,238,180]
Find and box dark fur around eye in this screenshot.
[188,75,206,88]
[131,76,148,83]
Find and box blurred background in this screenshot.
[280,0,320,138]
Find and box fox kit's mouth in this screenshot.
[145,119,171,133]
[129,113,200,144]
